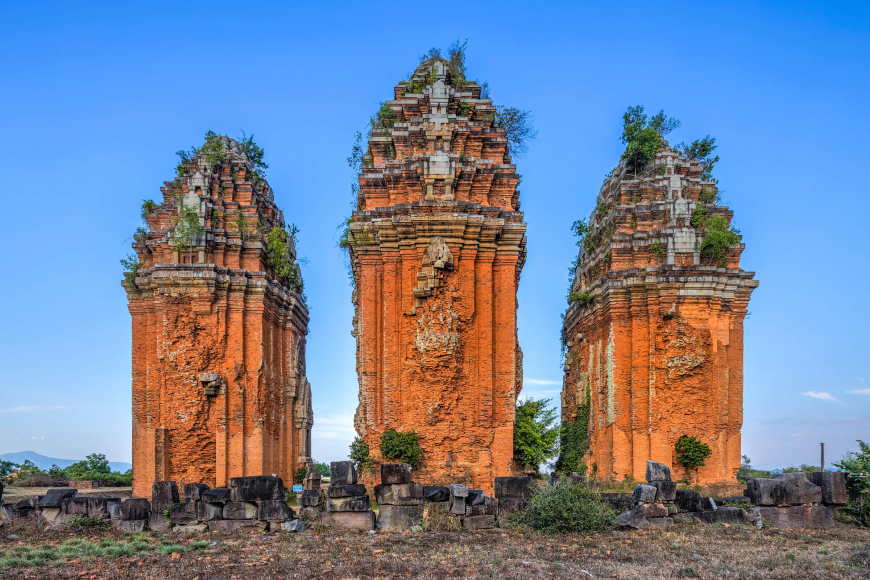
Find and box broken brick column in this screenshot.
[124,136,312,498]
[346,61,527,492]
[561,144,758,484]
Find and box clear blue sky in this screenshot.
[1,1,867,471]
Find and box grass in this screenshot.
[0,516,868,577]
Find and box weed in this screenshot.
[68,516,111,531]
[511,477,615,534]
[379,429,424,469]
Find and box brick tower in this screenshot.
[560,143,758,484]
[123,135,312,498]
[346,61,527,490]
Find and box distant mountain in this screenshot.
[0,451,132,473]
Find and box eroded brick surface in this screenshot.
[346,61,526,491]
[561,145,758,484]
[124,137,313,498]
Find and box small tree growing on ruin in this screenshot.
[172,204,205,263]
[349,436,376,475]
[379,429,424,470]
[675,435,713,482]
[513,398,559,477]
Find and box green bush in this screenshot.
[511,477,615,534]
[294,466,306,485]
[649,242,665,261]
[379,429,423,469]
[568,292,593,307]
[836,439,870,475]
[699,214,740,267]
[513,398,559,474]
[313,461,330,478]
[675,435,712,468]
[140,199,157,219]
[620,106,680,174]
[556,382,591,475]
[68,516,111,531]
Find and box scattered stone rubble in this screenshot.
[613,461,848,530]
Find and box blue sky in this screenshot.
[0,1,867,471]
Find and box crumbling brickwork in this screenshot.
[561,145,758,484]
[346,61,527,491]
[123,136,312,498]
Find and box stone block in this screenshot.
[224,502,259,520]
[450,484,469,498]
[427,501,450,513]
[423,486,449,502]
[757,506,837,529]
[285,519,305,532]
[39,507,61,524]
[201,488,232,504]
[808,472,847,505]
[175,523,209,534]
[647,517,674,527]
[692,507,749,525]
[374,482,423,506]
[485,496,498,516]
[463,515,495,529]
[321,510,376,530]
[672,513,696,524]
[327,495,370,512]
[258,500,293,521]
[87,497,121,520]
[328,484,367,498]
[675,490,702,512]
[208,519,267,533]
[113,519,148,533]
[380,463,413,484]
[650,481,677,502]
[615,507,648,529]
[13,496,41,511]
[467,489,485,506]
[107,501,123,520]
[745,473,822,506]
[37,488,77,508]
[196,501,223,521]
[169,502,198,525]
[330,461,357,486]
[632,484,657,503]
[300,489,321,507]
[701,497,718,511]
[466,504,485,516]
[377,504,424,531]
[184,483,210,502]
[645,461,672,482]
[229,476,286,502]
[299,506,322,523]
[149,513,172,532]
[152,481,180,511]
[62,497,90,515]
[497,498,528,516]
[0,506,12,522]
[667,503,678,515]
[639,503,668,518]
[122,498,151,521]
[494,477,537,499]
[450,496,466,515]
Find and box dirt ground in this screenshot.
[0,515,868,579]
[2,487,133,504]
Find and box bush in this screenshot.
[556,382,591,475]
[68,516,111,532]
[568,292,593,307]
[513,398,559,475]
[620,106,680,174]
[379,429,423,469]
[836,439,870,476]
[511,477,614,534]
[294,466,306,485]
[675,435,712,469]
[699,214,740,267]
[313,461,330,478]
[350,437,376,474]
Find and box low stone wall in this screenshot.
[613,461,850,530]
[0,476,307,534]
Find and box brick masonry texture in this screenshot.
[123,137,313,498]
[561,144,758,484]
[346,61,527,492]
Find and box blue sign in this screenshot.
[292,485,303,492]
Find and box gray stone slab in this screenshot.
[122,498,151,521]
[196,501,223,521]
[300,489,321,507]
[758,506,837,529]
[632,484,657,503]
[375,483,423,506]
[223,502,258,520]
[208,519,267,533]
[450,484,469,498]
[149,513,172,532]
[321,510,375,530]
[152,481,180,511]
[646,461,672,482]
[285,519,305,532]
[692,507,749,525]
[808,472,847,505]
[746,473,822,506]
[258,500,293,521]
[107,501,123,520]
[450,496,466,515]
[497,498,528,516]
[328,484,367,498]
[380,463,413,485]
[377,504,423,531]
[423,486,449,502]
[650,481,677,502]
[327,495,370,512]
[37,489,77,508]
[330,461,357,486]
[201,488,231,504]
[467,489,485,506]
[113,519,148,533]
[62,497,90,515]
[229,476,286,502]
[484,496,498,516]
[615,507,648,529]
[184,483,210,502]
[168,502,198,525]
[174,523,208,534]
[675,490,702,512]
[647,517,674,527]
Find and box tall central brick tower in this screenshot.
[123,135,312,498]
[346,61,527,490]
